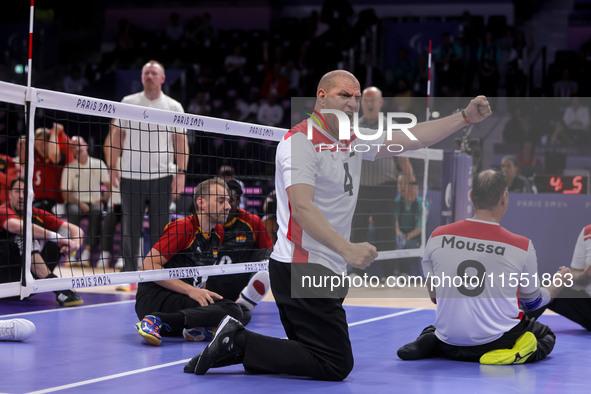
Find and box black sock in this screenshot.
[397,327,438,360]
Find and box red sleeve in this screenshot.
[241,211,273,249]
[57,129,75,164]
[153,216,197,261]
[32,208,64,231]
[0,204,16,230]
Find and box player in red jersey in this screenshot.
[0,178,84,306]
[32,123,74,212]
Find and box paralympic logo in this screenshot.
[143,110,149,119]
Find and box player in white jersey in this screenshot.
[528,224,591,330]
[398,169,571,365]
[188,70,493,380]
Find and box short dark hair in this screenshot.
[226,179,243,197]
[10,177,25,190]
[471,169,507,210]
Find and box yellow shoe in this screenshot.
[480,331,537,365]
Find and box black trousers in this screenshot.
[527,287,591,330]
[418,316,555,363]
[135,289,250,337]
[241,259,354,381]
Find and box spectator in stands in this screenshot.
[0,178,84,306]
[187,91,210,116]
[356,52,385,90]
[553,68,579,98]
[547,96,590,145]
[502,105,539,144]
[61,136,110,267]
[477,31,500,99]
[500,156,533,193]
[260,63,289,99]
[257,93,284,127]
[236,88,260,123]
[224,45,247,78]
[106,60,188,291]
[165,12,184,44]
[63,65,89,95]
[218,165,247,210]
[434,32,463,97]
[505,30,533,97]
[392,47,417,90]
[516,140,543,177]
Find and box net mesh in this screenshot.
[0,82,446,297]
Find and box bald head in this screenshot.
[317,70,359,94]
[471,169,507,210]
[361,86,384,123]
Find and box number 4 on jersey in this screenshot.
[343,162,353,196]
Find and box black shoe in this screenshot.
[55,290,84,307]
[193,315,244,375]
[397,329,438,360]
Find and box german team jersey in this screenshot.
[0,204,64,238]
[422,218,540,346]
[143,215,222,282]
[206,209,273,300]
[271,115,384,274]
[571,224,591,296]
[33,131,74,203]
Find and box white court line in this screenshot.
[0,300,135,318]
[23,307,427,393]
[25,360,192,394]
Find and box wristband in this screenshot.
[177,169,186,174]
[46,231,63,243]
[461,110,471,125]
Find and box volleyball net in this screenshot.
[0,81,457,298]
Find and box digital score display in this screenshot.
[534,175,589,194]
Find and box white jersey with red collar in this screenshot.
[571,224,591,296]
[422,218,540,346]
[270,117,384,274]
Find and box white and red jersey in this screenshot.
[422,218,540,346]
[271,116,383,274]
[571,224,591,296]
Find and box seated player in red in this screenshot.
[134,177,268,346]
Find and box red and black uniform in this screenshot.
[0,205,64,283]
[206,209,272,300]
[33,131,74,210]
[134,214,250,336]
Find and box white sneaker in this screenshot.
[0,319,36,341]
[96,251,111,269]
[236,271,270,310]
[115,257,124,271]
[80,249,91,264]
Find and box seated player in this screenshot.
[201,179,272,312]
[134,178,268,346]
[397,169,571,365]
[527,224,591,330]
[0,178,84,306]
